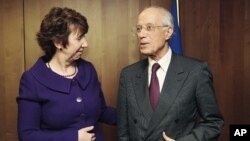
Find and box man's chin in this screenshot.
[140,51,152,56]
[140,47,149,54]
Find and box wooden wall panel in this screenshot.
[89,0,141,140]
[243,0,250,123]
[180,0,250,140]
[219,0,250,140]
[151,0,170,8]
[0,1,5,140]
[0,0,24,141]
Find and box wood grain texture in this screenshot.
[180,0,250,140]
[243,0,250,123]
[0,0,24,141]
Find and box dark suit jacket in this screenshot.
[117,54,224,141]
[17,57,116,141]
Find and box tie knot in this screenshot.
[152,63,160,73]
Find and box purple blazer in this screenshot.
[17,57,116,141]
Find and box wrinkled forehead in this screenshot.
[137,8,163,25]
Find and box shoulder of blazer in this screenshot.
[121,58,148,74]
[171,53,207,72]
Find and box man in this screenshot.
[117,6,224,141]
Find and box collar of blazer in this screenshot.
[30,57,93,94]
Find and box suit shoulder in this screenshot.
[179,55,204,63]
[174,55,209,71]
[121,59,147,73]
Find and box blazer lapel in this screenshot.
[134,60,154,121]
[145,54,188,138]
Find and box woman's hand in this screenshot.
[78,126,95,141]
[162,131,175,141]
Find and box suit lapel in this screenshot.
[134,60,153,121]
[145,54,188,138]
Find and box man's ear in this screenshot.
[165,27,173,40]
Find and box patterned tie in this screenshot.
[149,63,161,110]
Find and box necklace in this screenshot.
[47,62,77,78]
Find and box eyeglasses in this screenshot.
[135,23,168,33]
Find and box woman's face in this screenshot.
[64,28,88,62]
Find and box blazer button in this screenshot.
[174,119,179,123]
[72,79,77,86]
[80,113,85,119]
[133,119,137,124]
[76,97,82,103]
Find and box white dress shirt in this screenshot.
[148,48,172,93]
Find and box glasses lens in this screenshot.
[136,25,142,33]
[146,25,154,32]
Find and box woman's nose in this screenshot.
[81,38,88,48]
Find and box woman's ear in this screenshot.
[53,37,63,50]
[165,27,173,40]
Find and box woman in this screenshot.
[17,7,116,141]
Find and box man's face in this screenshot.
[136,8,172,59]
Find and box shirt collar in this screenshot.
[148,47,172,72]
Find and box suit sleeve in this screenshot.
[177,62,224,141]
[117,70,130,141]
[17,72,78,141]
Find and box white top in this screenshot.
[148,48,172,92]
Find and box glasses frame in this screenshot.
[135,23,169,33]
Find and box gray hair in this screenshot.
[142,6,174,29]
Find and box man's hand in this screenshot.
[162,132,175,141]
